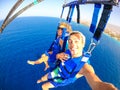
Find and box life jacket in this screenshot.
[46,28,68,63]
[58,50,90,79]
[52,37,62,53]
[48,28,68,53]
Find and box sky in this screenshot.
[0,0,120,26]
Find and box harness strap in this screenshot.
[66,6,72,21]
[62,36,68,52]
[93,4,112,41]
[89,4,101,33]
[61,28,67,40]
[76,4,80,23]
[67,5,75,22]
[60,7,65,18]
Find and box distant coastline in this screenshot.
[79,20,120,42]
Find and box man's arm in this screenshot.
[78,63,117,90]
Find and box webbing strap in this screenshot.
[89,4,101,33]
[62,36,68,52]
[93,4,112,41]
[60,7,65,18]
[76,4,80,23]
[66,6,72,21]
[61,28,67,40]
[61,5,75,51]
[67,5,75,22]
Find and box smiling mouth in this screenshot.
[71,47,78,50]
[70,48,78,53]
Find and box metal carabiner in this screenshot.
[87,38,100,54]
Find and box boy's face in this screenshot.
[68,34,84,57]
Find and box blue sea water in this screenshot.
[0,17,120,90]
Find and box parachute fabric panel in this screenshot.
[0,0,24,33]
[0,0,44,33]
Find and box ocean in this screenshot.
[0,17,120,90]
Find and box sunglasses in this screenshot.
[57,26,66,30]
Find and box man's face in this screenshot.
[68,34,83,57]
[57,29,63,36]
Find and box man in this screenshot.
[27,22,72,70]
[37,31,117,90]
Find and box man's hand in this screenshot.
[56,52,69,62]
